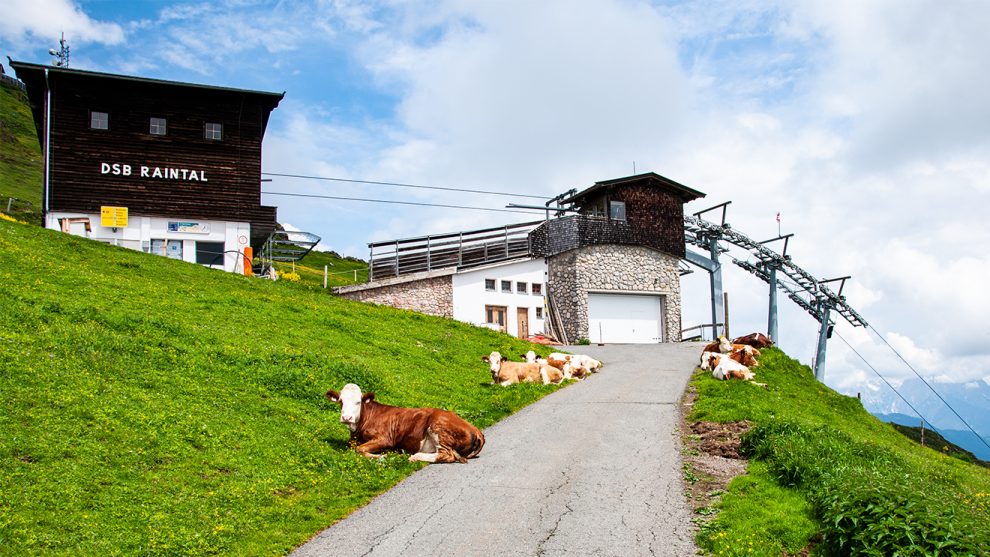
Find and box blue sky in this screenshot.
[3,0,990,429]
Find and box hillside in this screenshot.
[0,80,43,223]
[685,350,990,556]
[0,217,557,556]
[272,248,368,288]
[875,411,990,465]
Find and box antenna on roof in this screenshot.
[49,32,69,68]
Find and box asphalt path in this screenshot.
[292,342,702,557]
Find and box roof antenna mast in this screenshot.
[49,32,69,68]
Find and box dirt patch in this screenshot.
[688,420,750,459]
[678,380,750,525]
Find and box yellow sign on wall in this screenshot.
[100,206,128,228]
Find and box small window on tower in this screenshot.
[204,122,223,140]
[150,117,167,135]
[485,278,496,291]
[90,111,109,130]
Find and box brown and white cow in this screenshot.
[545,352,601,380]
[732,332,774,349]
[701,353,755,381]
[325,383,485,464]
[702,336,760,359]
[486,351,562,385]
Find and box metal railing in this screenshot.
[368,220,542,281]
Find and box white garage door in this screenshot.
[587,293,664,344]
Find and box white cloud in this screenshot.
[361,0,690,190]
[1,0,125,47]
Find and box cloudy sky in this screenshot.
[3,0,989,425]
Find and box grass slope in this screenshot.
[689,349,990,556]
[0,81,42,222]
[889,423,989,468]
[0,218,559,556]
[272,249,368,289]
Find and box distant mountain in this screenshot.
[860,377,990,438]
[873,411,990,462]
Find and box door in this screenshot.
[517,307,529,338]
[587,293,664,344]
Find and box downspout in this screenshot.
[43,68,52,222]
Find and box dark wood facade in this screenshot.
[530,173,704,259]
[10,61,283,248]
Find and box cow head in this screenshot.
[325,383,375,431]
[482,351,504,381]
[717,336,733,353]
[522,350,537,363]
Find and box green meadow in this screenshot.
[689,349,990,556]
[0,217,559,556]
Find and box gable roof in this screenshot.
[8,59,285,100]
[559,172,706,205]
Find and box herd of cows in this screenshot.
[324,333,772,465]
[698,332,774,383]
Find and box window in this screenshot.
[484,278,496,291]
[501,280,511,293]
[532,283,542,296]
[204,122,223,140]
[90,111,109,130]
[535,307,544,319]
[516,281,527,294]
[195,241,225,265]
[609,200,627,221]
[485,305,508,332]
[149,117,167,135]
[151,239,183,260]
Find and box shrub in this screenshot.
[740,420,987,556]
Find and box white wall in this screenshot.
[452,258,548,337]
[46,212,251,273]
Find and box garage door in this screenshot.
[587,293,663,344]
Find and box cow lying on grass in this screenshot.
[325,383,485,464]
[699,333,767,384]
[700,352,755,381]
[732,332,773,349]
[531,351,602,380]
[484,351,562,385]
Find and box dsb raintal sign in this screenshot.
[101,162,209,182]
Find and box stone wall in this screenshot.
[548,244,682,343]
[335,274,454,318]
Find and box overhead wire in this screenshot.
[261,172,549,199]
[867,324,990,453]
[833,329,935,431]
[262,191,537,215]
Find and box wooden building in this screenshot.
[337,173,705,343]
[9,59,283,272]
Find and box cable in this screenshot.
[833,329,935,431]
[867,324,990,453]
[262,172,548,200]
[261,191,537,214]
